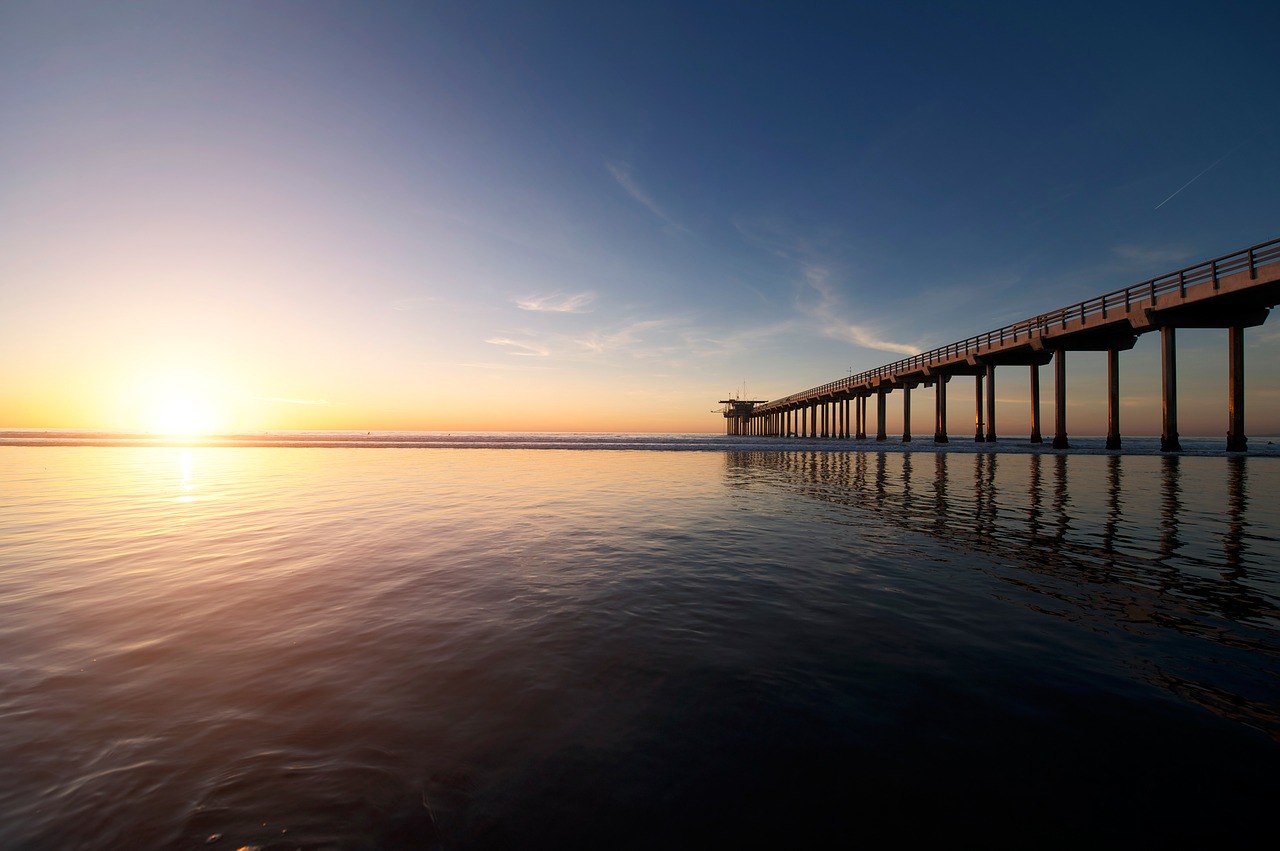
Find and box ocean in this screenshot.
[1,433,1277,848]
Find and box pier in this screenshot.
[721,237,1280,451]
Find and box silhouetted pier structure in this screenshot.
[720,237,1280,452]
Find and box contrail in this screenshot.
[1155,150,1233,210]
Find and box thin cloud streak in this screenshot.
[605,161,690,234]
[1155,149,1234,210]
[485,337,550,357]
[516,291,596,313]
[574,318,676,354]
[800,264,922,357]
[822,322,921,356]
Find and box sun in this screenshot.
[128,372,231,436]
[145,390,221,435]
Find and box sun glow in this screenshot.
[145,391,221,435]
[128,372,231,436]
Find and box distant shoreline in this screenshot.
[0,430,1275,457]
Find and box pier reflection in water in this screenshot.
[724,450,1280,736]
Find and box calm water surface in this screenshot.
[1,442,1277,848]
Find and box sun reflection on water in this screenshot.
[176,448,197,502]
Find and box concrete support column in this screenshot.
[856,396,867,439]
[934,378,949,443]
[1106,349,1121,450]
[1029,363,1039,445]
[876,389,887,441]
[974,374,985,442]
[902,385,912,442]
[985,365,997,442]
[1053,349,1069,450]
[1161,326,1182,452]
[1228,326,1247,452]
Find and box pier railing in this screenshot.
[763,236,1280,409]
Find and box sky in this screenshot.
[2,0,1279,435]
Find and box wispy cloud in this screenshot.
[799,264,921,356]
[1112,244,1193,267]
[573,318,678,356]
[822,322,922,356]
[605,160,689,234]
[486,337,550,357]
[515,291,596,313]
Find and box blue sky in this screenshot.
[2,1,1278,433]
